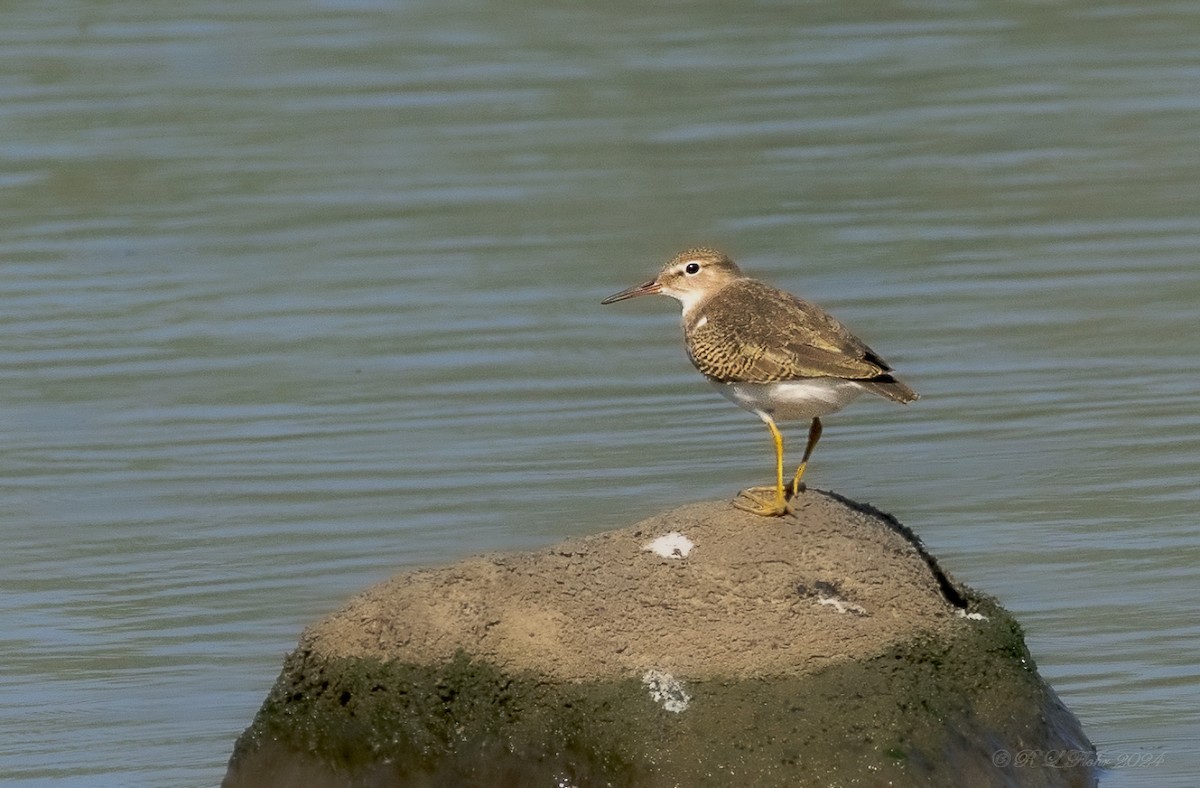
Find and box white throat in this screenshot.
[664,285,721,320]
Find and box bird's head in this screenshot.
[601,248,744,312]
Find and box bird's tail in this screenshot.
[861,374,919,404]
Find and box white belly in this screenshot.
[713,379,866,421]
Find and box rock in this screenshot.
[223,491,1096,787]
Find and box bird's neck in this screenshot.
[677,279,738,324]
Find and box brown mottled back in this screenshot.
[684,279,917,403]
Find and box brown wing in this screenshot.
[685,280,917,402]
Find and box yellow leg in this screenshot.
[789,417,823,497]
[733,414,792,517]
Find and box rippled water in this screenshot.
[2,2,1198,786]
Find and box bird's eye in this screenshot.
[684,262,701,275]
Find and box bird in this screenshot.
[601,247,918,517]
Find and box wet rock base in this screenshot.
[223,493,1095,787]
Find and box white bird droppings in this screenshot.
[817,593,868,616]
[643,532,694,559]
[642,669,691,713]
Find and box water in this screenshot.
[2,1,1198,785]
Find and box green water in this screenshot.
[2,2,1197,785]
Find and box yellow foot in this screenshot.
[732,486,794,517]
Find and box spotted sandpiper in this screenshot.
[601,247,918,517]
